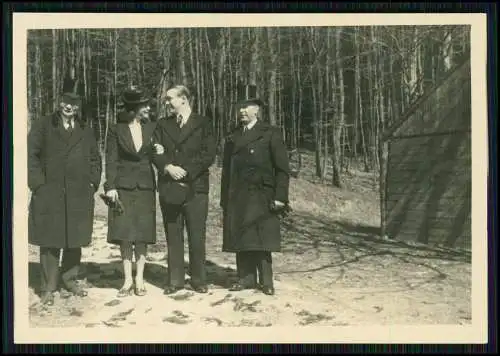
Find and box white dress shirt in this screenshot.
[63,118,74,130]
[129,120,143,152]
[176,107,192,128]
[243,119,258,132]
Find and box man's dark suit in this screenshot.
[152,113,217,289]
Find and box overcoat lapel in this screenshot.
[177,114,205,145]
[162,118,181,144]
[162,114,205,147]
[232,121,266,155]
[117,123,137,155]
[52,113,85,152]
[66,121,85,152]
[53,113,70,141]
[137,122,155,154]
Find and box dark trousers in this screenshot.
[39,247,82,293]
[160,193,208,287]
[236,251,274,288]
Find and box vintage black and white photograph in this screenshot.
[13,13,488,343]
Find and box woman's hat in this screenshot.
[122,86,150,106]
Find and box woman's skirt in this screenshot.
[107,187,157,245]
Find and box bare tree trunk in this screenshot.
[379,140,389,238]
[52,29,58,109]
[319,52,327,182]
[114,30,118,122]
[353,27,360,161]
[267,27,277,126]
[249,28,261,87]
[216,28,227,142]
[289,29,297,149]
[69,29,76,83]
[195,29,201,113]
[178,29,187,84]
[134,29,142,86]
[83,30,89,113]
[189,28,196,93]
[371,26,380,171]
[97,60,103,153]
[104,79,111,163]
[297,36,303,150]
[35,36,43,117]
[199,30,206,116]
[331,28,343,187]
[203,29,217,124]
[377,30,388,238]
[357,29,370,172]
[442,28,453,71]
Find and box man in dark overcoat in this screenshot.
[220,89,290,296]
[152,85,217,295]
[28,92,102,305]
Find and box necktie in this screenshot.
[66,121,73,133]
[177,115,183,128]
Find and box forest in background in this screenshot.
[27,25,471,187]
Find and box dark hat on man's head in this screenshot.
[122,86,150,106]
[60,92,81,106]
[234,84,266,108]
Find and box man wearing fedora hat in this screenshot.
[152,85,217,295]
[28,88,102,306]
[220,84,291,296]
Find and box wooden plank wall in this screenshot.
[384,59,472,250]
[386,132,471,250]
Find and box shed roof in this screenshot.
[383,57,471,141]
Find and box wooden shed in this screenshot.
[380,58,472,251]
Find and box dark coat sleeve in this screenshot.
[103,124,118,192]
[182,119,217,181]
[88,128,102,191]
[27,118,47,192]
[269,127,290,203]
[150,120,171,175]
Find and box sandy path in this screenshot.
[28,171,472,328]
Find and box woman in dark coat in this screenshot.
[103,87,162,297]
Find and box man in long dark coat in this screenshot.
[152,85,217,295]
[220,91,290,296]
[28,92,102,305]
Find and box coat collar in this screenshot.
[231,120,268,155]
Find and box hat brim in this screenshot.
[122,98,151,106]
[234,98,266,107]
[61,93,81,105]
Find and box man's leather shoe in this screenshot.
[192,284,208,293]
[40,292,54,306]
[229,282,255,291]
[68,286,88,297]
[163,285,183,295]
[261,286,275,296]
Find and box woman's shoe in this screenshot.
[117,285,134,298]
[135,285,147,297]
